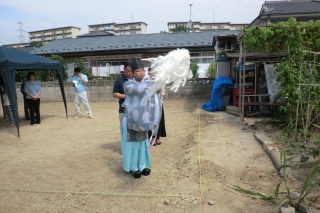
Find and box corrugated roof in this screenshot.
[31,30,238,55]
[261,0,320,15]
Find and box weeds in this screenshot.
[227,152,320,212]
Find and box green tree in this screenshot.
[47,54,68,81]
[242,17,320,158]
[29,41,44,47]
[206,62,216,78]
[191,63,199,78]
[171,25,187,33]
[74,58,93,80]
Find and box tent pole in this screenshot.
[57,70,68,118]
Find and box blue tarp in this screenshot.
[202,77,234,112]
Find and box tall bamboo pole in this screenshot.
[241,49,246,122]
[239,42,243,119]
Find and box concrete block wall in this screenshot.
[15,79,213,103]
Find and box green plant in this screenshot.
[206,62,216,78]
[46,54,68,81]
[191,63,199,79]
[74,58,93,80]
[242,17,320,157]
[227,152,320,212]
[171,25,187,33]
[29,41,44,47]
[226,184,281,203]
[105,74,121,80]
[274,152,320,212]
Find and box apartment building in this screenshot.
[88,22,147,35]
[28,26,81,45]
[88,23,116,33]
[2,42,30,48]
[167,21,201,32]
[167,22,247,32]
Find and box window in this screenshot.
[190,52,215,64]
[202,58,214,63]
[226,40,232,50]
[190,53,201,57]
[202,52,214,57]
[190,58,199,64]
[218,39,233,50]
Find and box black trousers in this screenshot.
[26,98,40,125]
[148,105,166,140]
[23,94,30,119]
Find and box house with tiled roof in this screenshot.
[249,0,320,27]
[32,30,239,80]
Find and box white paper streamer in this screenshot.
[142,49,190,98]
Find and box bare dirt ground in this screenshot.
[0,99,318,213]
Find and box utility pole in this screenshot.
[188,4,193,32]
[16,21,26,43]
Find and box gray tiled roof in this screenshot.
[31,31,238,55]
[15,46,38,53]
[77,31,115,37]
[261,0,320,15]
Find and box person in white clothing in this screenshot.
[1,86,15,127]
[72,67,93,119]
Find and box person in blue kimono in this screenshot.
[120,58,162,179]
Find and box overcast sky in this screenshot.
[0,0,265,45]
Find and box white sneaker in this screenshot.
[74,115,79,120]
[89,115,93,119]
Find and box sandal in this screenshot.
[152,140,157,146]
[156,139,162,145]
[149,138,156,146]
[6,123,16,128]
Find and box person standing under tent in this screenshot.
[1,86,15,127]
[24,71,41,126]
[112,62,133,121]
[73,67,93,120]
[20,75,30,120]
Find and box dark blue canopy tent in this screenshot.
[0,46,68,137]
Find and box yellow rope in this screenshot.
[1,108,204,210]
[0,188,194,199]
[197,109,205,213]
[198,109,203,196]
[217,124,226,143]
[166,110,193,114]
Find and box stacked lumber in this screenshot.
[226,105,239,116]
